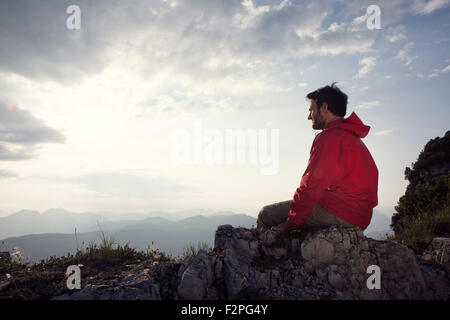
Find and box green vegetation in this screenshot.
[181,241,212,260]
[389,204,450,253]
[391,131,450,253]
[0,232,172,300]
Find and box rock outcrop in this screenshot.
[54,225,450,300]
[421,237,450,271]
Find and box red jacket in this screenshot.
[283,112,378,231]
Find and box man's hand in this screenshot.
[271,223,285,233]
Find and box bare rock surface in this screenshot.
[53,225,450,300]
[421,237,450,271]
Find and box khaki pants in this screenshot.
[256,200,356,231]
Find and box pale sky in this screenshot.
[0,0,449,218]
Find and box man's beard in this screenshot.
[312,110,326,130]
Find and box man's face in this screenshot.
[308,100,326,130]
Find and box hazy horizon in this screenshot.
[0,206,392,259]
[0,205,396,220]
[0,206,393,240]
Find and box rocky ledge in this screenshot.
[54,225,450,300]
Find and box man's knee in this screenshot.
[258,205,269,219]
[257,200,291,230]
[257,206,270,229]
[306,202,359,229]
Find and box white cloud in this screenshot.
[396,42,416,66]
[355,57,377,79]
[0,169,17,178]
[358,101,380,110]
[373,129,394,137]
[298,82,308,88]
[330,0,449,31]
[73,172,189,198]
[441,65,450,73]
[416,64,450,79]
[411,0,450,14]
[352,14,368,25]
[0,101,65,161]
[234,0,271,29]
[0,0,380,86]
[327,22,346,32]
[386,25,407,43]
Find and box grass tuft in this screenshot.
[389,203,450,254]
[181,242,212,260]
[0,231,172,300]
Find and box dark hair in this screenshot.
[306,82,347,117]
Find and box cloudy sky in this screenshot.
[0,0,449,218]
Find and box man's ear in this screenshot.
[321,103,329,113]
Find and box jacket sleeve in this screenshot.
[283,132,341,231]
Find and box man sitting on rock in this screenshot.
[257,83,378,233]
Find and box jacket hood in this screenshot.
[325,112,370,138]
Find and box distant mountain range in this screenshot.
[0,210,256,262]
[0,208,246,239]
[0,207,393,262]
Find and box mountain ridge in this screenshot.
[1,214,257,262]
[0,208,393,261]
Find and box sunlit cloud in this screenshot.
[355,57,377,79]
[0,169,17,179]
[411,0,450,15]
[386,25,407,43]
[396,42,416,66]
[357,100,380,110]
[0,101,65,161]
[73,172,192,198]
[440,65,450,73]
[373,129,394,137]
[416,64,450,79]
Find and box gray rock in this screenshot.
[259,230,278,246]
[52,225,450,300]
[422,237,450,271]
[301,236,335,267]
[177,250,221,300]
[53,269,161,300]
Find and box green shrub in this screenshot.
[0,233,170,300]
[389,203,450,254]
[391,131,450,252]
